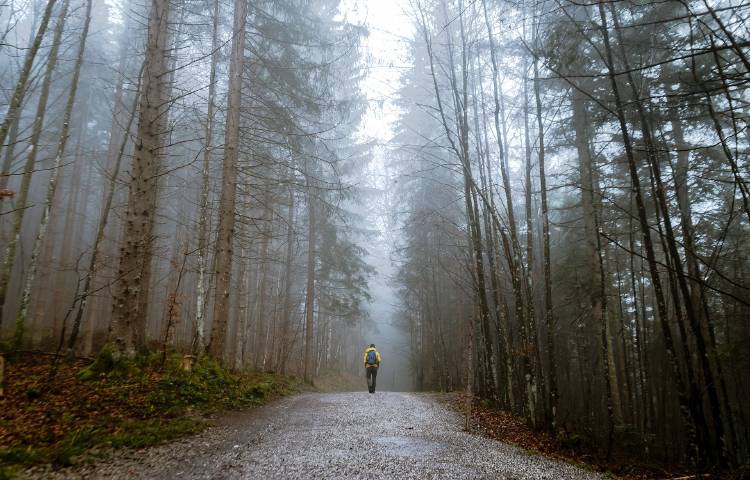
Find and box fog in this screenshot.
[1,0,748,466]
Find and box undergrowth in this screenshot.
[0,351,300,477]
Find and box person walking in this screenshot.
[363,344,381,393]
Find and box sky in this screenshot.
[349,0,413,141]
[343,0,415,390]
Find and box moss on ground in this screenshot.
[0,352,301,477]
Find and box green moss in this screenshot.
[77,345,139,381]
[147,356,298,412]
[107,418,206,449]
[0,446,40,466]
[0,419,206,470]
[2,352,299,473]
[0,465,20,480]
[11,315,26,352]
[148,356,232,410]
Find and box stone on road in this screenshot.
[42,392,602,479]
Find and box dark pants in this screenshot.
[366,367,378,393]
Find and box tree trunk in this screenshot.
[109,0,172,357]
[278,181,295,374]
[67,66,143,355]
[597,1,699,461]
[450,5,496,396]
[477,58,515,411]
[533,43,557,432]
[669,100,738,462]
[303,188,316,383]
[0,0,69,333]
[0,0,59,161]
[610,6,724,462]
[480,0,537,424]
[254,207,272,369]
[208,0,248,361]
[571,86,623,436]
[15,0,92,347]
[0,115,19,192]
[194,0,220,354]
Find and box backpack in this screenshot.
[366,350,377,366]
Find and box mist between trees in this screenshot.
[0,0,372,385]
[390,0,749,469]
[0,0,748,472]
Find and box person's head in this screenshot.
[369,343,375,348]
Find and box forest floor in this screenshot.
[3,355,735,479]
[19,391,603,479]
[451,396,742,480]
[0,352,301,479]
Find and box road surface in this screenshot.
[36,392,602,479]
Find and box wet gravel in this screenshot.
[27,392,603,479]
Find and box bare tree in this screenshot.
[0,0,59,161]
[16,0,93,346]
[0,0,69,331]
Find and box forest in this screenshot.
[393,0,750,469]
[0,0,748,475]
[0,0,372,379]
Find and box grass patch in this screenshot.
[0,352,301,475]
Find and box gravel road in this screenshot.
[29,392,603,479]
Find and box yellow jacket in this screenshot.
[363,347,381,368]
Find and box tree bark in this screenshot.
[0,115,19,192]
[303,187,316,383]
[0,0,69,332]
[480,0,537,423]
[610,6,724,461]
[67,65,143,355]
[208,0,248,361]
[254,206,272,369]
[109,0,172,356]
[194,0,221,354]
[15,0,92,346]
[669,99,738,462]
[533,41,557,431]
[0,0,59,161]
[278,176,296,374]
[596,1,699,461]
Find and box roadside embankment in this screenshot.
[0,351,301,478]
